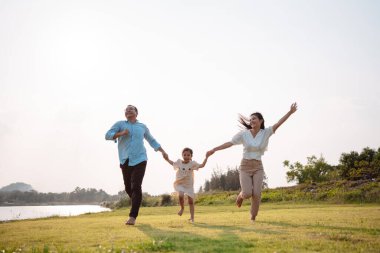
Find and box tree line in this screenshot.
[0,187,120,205]
[285,147,380,184]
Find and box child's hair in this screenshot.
[182,147,193,156]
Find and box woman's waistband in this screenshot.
[239,158,263,171]
[241,158,262,163]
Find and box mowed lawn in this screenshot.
[0,203,379,253]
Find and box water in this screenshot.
[0,205,111,221]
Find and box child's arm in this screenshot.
[198,156,209,169]
[164,155,174,166]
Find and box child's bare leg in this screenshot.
[178,192,184,216]
[188,196,194,222]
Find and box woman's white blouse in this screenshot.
[231,126,274,160]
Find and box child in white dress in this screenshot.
[164,147,208,223]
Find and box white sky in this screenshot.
[0,0,379,195]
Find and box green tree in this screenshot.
[285,155,333,184]
[204,180,210,191]
[210,169,223,190]
[160,194,172,206]
[224,167,240,191]
[338,147,380,180]
[262,172,269,189]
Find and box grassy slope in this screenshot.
[195,180,380,206]
[1,203,379,253]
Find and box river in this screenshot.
[0,205,111,221]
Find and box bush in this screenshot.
[160,194,173,206]
[114,197,130,208]
[141,194,160,207]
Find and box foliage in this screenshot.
[112,192,179,209]
[339,147,380,180]
[160,194,173,206]
[206,167,240,191]
[141,193,160,207]
[0,187,121,205]
[195,179,380,205]
[203,166,268,192]
[285,155,334,184]
[196,191,238,205]
[285,147,380,184]
[263,179,380,203]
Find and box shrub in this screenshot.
[160,194,172,206]
[114,197,130,208]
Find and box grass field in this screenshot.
[0,203,379,252]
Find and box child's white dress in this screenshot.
[173,159,201,198]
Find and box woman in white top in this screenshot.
[206,103,297,222]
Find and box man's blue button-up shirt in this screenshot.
[105,120,161,166]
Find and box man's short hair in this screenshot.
[126,105,138,114]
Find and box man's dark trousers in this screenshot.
[120,160,147,218]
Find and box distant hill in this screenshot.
[0,182,34,192]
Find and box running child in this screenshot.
[164,147,209,223]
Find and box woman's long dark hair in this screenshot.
[238,112,265,130]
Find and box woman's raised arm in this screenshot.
[272,103,298,133]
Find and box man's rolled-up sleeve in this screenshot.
[105,122,120,142]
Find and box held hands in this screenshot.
[162,152,169,160]
[162,152,174,166]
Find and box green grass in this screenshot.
[1,203,379,252]
[194,180,380,206]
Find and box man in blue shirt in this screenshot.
[105,105,168,225]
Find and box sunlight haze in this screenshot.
[0,0,379,195]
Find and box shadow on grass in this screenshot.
[136,223,256,253]
[193,222,283,235]
[258,220,379,235]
